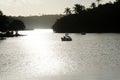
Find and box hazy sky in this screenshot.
[0,0,115,16]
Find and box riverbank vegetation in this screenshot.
[52,0,120,33]
[0,11,25,37]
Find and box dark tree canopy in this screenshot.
[0,10,3,16]
[0,11,9,32]
[10,19,25,31]
[90,3,96,8]
[64,7,72,15]
[0,11,26,37]
[73,4,85,14]
[52,0,120,33]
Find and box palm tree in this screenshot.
[90,2,96,8]
[64,7,72,15]
[0,10,3,16]
[96,0,102,6]
[73,4,85,14]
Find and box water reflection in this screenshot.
[1,30,120,80]
[18,29,65,76]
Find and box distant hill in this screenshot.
[13,15,63,30]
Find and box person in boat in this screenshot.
[61,33,72,41]
[65,33,68,36]
[63,33,71,39]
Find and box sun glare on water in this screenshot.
[27,29,53,35]
[26,29,53,44]
[34,29,53,33]
[20,29,64,76]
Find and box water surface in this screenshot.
[0,29,120,80]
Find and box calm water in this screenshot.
[0,29,120,80]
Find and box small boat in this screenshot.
[61,36,72,41]
[61,33,72,41]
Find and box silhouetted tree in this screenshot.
[90,2,96,8]
[96,0,102,6]
[10,19,25,35]
[64,7,72,15]
[0,10,9,32]
[52,0,120,33]
[0,10,3,16]
[73,4,85,14]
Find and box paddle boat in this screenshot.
[61,33,72,41]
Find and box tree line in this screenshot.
[0,11,25,37]
[52,0,120,33]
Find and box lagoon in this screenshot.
[0,29,120,80]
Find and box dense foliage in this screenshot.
[0,11,9,32]
[0,11,25,36]
[52,0,120,33]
